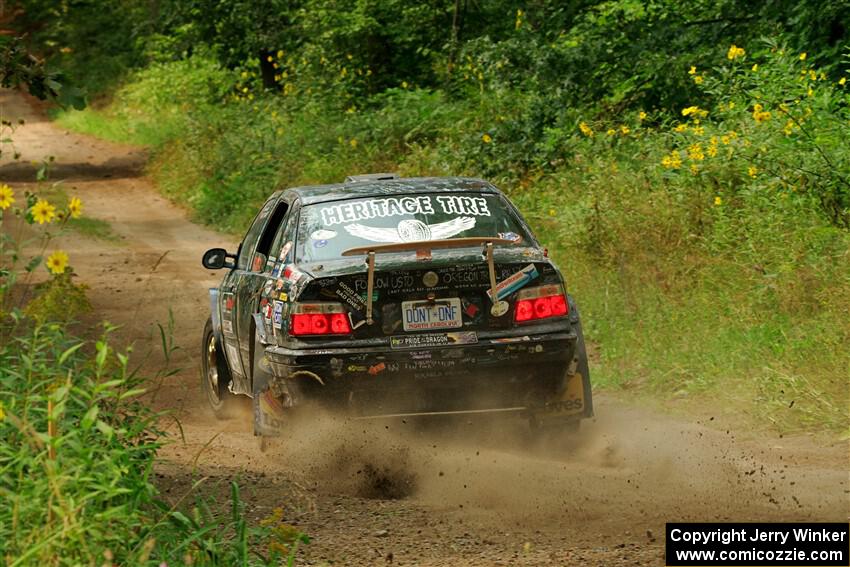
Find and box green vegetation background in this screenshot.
[23,0,850,433]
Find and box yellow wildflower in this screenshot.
[68,196,82,219]
[579,122,594,137]
[689,66,697,75]
[809,70,817,81]
[620,125,630,135]
[714,196,722,206]
[515,8,524,30]
[751,63,758,72]
[267,55,273,62]
[606,128,616,136]
[748,165,758,178]
[661,150,682,169]
[481,133,492,144]
[31,199,56,224]
[638,111,647,121]
[349,138,358,149]
[752,104,771,123]
[807,87,814,97]
[548,209,556,216]
[346,106,356,114]
[46,250,69,275]
[674,124,688,133]
[727,44,745,60]
[728,101,735,110]
[721,134,731,145]
[799,52,807,61]
[693,75,704,85]
[690,164,700,174]
[783,120,795,135]
[687,143,704,161]
[682,106,700,117]
[839,77,847,86]
[401,81,408,89]
[0,184,14,210]
[277,50,284,59]
[692,126,705,136]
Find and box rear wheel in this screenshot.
[201,317,232,418]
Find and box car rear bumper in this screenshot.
[263,329,587,417]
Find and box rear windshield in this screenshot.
[296,193,531,262]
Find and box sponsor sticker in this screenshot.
[490,300,509,317]
[423,271,439,288]
[498,231,522,243]
[221,319,234,335]
[272,300,284,329]
[283,265,303,283]
[279,241,293,262]
[311,229,337,240]
[390,331,477,349]
[368,362,386,376]
[486,263,539,301]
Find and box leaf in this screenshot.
[25,256,43,273]
[58,342,84,365]
[81,404,99,429]
[95,340,108,371]
[95,419,114,439]
[118,388,147,400]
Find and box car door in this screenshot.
[233,196,292,385]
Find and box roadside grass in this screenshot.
[53,49,850,435]
[68,216,121,242]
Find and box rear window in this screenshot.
[296,193,531,262]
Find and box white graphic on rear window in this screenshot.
[344,217,476,243]
[319,195,490,226]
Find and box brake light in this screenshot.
[513,286,569,323]
[290,303,352,336]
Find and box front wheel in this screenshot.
[200,317,233,418]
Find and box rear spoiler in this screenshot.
[342,237,517,325]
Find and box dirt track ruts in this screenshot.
[1,89,847,566]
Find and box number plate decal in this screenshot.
[390,331,478,350]
[401,298,463,331]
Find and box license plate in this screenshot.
[402,298,462,331]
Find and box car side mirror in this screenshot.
[202,248,235,270]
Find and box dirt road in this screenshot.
[2,89,847,566]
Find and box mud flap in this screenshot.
[251,314,288,436]
[532,319,593,427]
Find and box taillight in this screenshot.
[514,285,569,323]
[290,303,352,336]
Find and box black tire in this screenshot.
[200,317,233,418]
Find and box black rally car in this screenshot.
[201,175,592,435]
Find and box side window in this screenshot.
[257,201,289,264]
[237,198,289,271]
[237,199,275,270]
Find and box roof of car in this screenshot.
[278,176,500,205]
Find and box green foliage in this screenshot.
[0,35,85,109]
[23,270,91,324]
[0,321,307,565]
